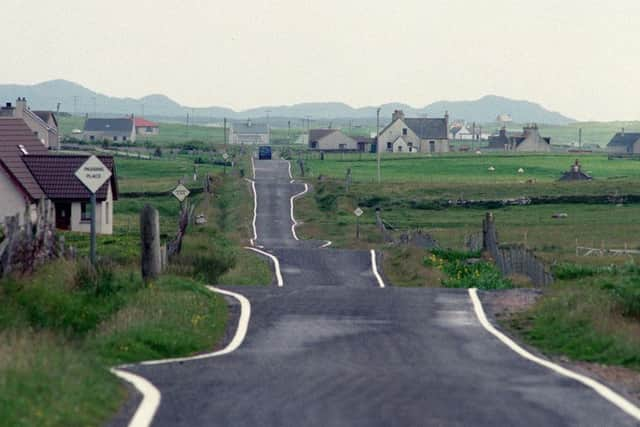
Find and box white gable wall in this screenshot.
[69,183,114,235]
[0,167,28,223]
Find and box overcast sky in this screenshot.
[3,0,639,121]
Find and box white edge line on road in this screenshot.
[370,250,386,288]
[468,288,640,422]
[109,368,160,427]
[112,286,252,427]
[290,183,309,241]
[244,178,258,246]
[320,240,332,248]
[288,161,293,179]
[251,156,256,179]
[245,246,284,287]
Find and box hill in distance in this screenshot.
[0,79,574,125]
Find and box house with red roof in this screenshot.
[134,117,160,136]
[0,118,117,234]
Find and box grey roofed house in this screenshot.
[308,129,337,142]
[607,132,640,154]
[230,120,270,145]
[81,117,136,143]
[403,118,448,139]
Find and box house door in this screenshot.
[55,202,71,230]
[429,141,436,153]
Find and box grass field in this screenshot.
[292,151,640,371]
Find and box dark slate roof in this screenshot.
[607,132,640,147]
[33,111,58,128]
[23,155,118,202]
[404,118,448,139]
[83,118,134,133]
[0,118,48,200]
[232,121,269,134]
[309,129,337,142]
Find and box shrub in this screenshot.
[425,249,512,290]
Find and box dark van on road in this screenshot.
[258,146,272,160]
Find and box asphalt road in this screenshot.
[118,159,638,427]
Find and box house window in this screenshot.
[146,127,153,132]
[122,136,127,141]
[387,142,392,151]
[339,144,346,150]
[81,202,92,222]
[402,128,408,136]
[90,135,95,141]
[397,146,403,152]
[113,136,118,141]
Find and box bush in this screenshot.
[425,249,512,290]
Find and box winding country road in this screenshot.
[115,159,639,427]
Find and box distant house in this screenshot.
[0,118,117,234]
[377,110,449,153]
[450,123,473,140]
[607,131,640,154]
[230,120,269,145]
[308,129,358,151]
[82,117,136,143]
[487,125,551,152]
[134,117,160,136]
[0,98,59,149]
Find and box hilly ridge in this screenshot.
[0,79,574,124]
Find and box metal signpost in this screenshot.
[74,155,112,266]
[354,207,363,239]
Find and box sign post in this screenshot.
[75,155,112,266]
[354,207,363,240]
[223,153,229,175]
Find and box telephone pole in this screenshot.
[376,107,381,184]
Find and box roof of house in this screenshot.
[33,111,58,128]
[23,155,118,202]
[309,129,337,141]
[84,118,134,133]
[607,132,640,147]
[232,121,269,134]
[404,118,448,140]
[0,119,48,200]
[134,117,159,128]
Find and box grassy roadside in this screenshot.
[0,157,269,426]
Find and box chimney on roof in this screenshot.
[247,118,252,127]
[392,110,405,122]
[14,97,27,118]
[622,127,625,136]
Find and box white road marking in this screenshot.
[468,288,640,423]
[320,240,332,248]
[112,287,252,427]
[244,178,258,246]
[245,246,284,287]
[290,183,309,241]
[287,161,293,179]
[109,368,161,427]
[251,156,256,179]
[370,250,386,288]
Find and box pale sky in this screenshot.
[3,0,640,121]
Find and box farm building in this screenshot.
[0,98,59,149]
[134,117,160,136]
[487,125,551,152]
[308,129,358,151]
[606,131,640,154]
[230,120,269,145]
[0,118,117,234]
[377,110,449,153]
[81,117,136,143]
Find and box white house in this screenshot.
[377,110,450,153]
[0,118,117,234]
[230,120,270,145]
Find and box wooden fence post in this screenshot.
[140,204,161,283]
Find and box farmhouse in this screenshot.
[134,117,160,136]
[606,131,640,154]
[308,129,358,151]
[0,118,117,234]
[377,110,449,153]
[487,125,551,152]
[0,98,59,149]
[230,120,269,145]
[81,117,136,143]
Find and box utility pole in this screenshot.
[223,118,227,149]
[266,109,271,129]
[578,128,582,149]
[287,120,291,142]
[141,103,145,118]
[73,96,78,116]
[92,96,96,117]
[376,107,381,184]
